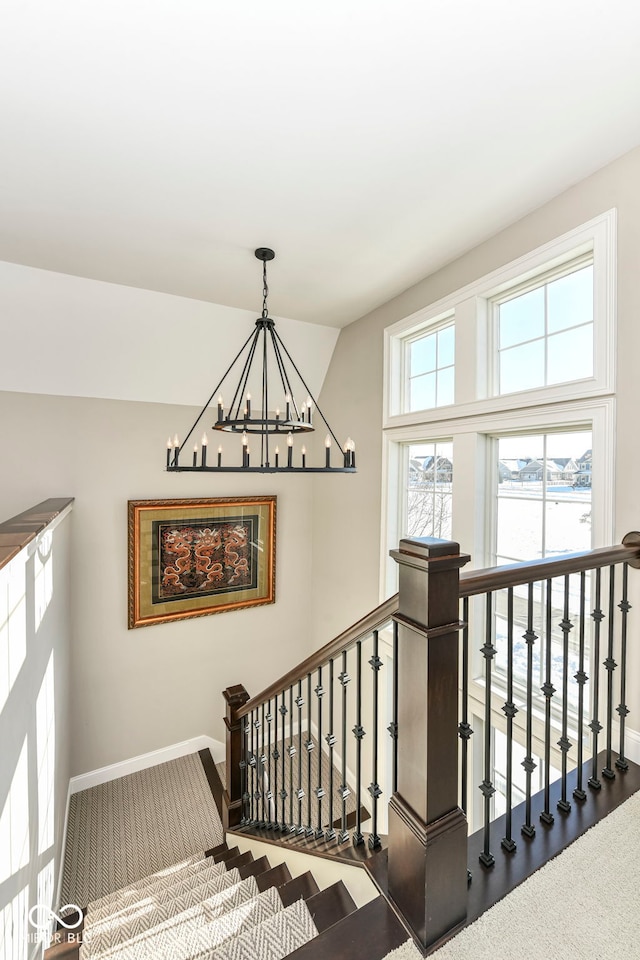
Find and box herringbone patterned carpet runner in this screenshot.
[78,852,318,960]
[61,753,224,905]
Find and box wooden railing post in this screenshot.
[388,537,470,951]
[222,684,250,830]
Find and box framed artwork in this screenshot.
[128,496,276,628]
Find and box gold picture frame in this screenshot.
[128,496,276,628]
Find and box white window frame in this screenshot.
[402,318,455,414]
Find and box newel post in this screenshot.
[222,684,250,830]
[387,537,470,951]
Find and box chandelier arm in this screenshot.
[177,325,257,455]
[268,325,301,420]
[228,326,261,420]
[271,326,344,450]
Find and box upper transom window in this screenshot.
[405,321,454,412]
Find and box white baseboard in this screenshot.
[623,725,640,765]
[69,735,225,794]
[55,780,72,907]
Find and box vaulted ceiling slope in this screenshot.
[1,1,640,328]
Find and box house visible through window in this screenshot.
[404,441,453,540]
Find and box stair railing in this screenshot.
[223,532,640,953]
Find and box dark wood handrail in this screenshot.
[237,593,399,718]
[236,535,640,718]
[459,538,640,598]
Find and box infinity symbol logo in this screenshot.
[28,904,83,931]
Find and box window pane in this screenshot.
[499,339,545,394]
[437,366,454,406]
[545,501,592,556]
[410,371,436,411]
[547,324,593,385]
[410,334,436,376]
[437,325,454,367]
[547,266,593,333]
[499,287,544,349]
[405,442,453,540]
[497,496,543,562]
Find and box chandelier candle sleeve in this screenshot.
[192,444,198,468]
[201,432,208,467]
[325,435,331,468]
[217,445,222,468]
[302,445,306,468]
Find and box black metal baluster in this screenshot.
[521,582,537,838]
[241,717,250,824]
[616,563,631,772]
[250,709,258,824]
[540,578,555,824]
[338,649,351,843]
[306,672,314,836]
[458,598,473,817]
[260,702,266,827]
[279,690,288,829]
[353,639,365,846]
[479,592,496,867]
[368,630,383,850]
[388,620,399,795]
[326,658,336,842]
[266,698,273,828]
[574,571,588,802]
[603,566,617,780]
[288,685,296,832]
[315,666,325,839]
[557,576,573,813]
[588,568,604,791]
[296,679,305,833]
[501,588,517,851]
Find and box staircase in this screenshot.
[46,788,407,960]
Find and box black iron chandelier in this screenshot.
[166,248,356,474]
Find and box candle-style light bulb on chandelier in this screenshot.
[165,248,356,474]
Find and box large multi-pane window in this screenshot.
[495,261,594,396]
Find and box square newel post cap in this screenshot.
[390,536,470,573]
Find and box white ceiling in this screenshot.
[1,1,640,329]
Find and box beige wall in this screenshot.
[0,392,315,776]
[312,145,640,736]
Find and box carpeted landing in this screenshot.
[61,753,224,906]
[76,848,319,960]
[383,789,640,960]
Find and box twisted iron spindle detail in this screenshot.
[458,598,473,817]
[574,571,588,802]
[588,569,604,791]
[288,685,296,832]
[479,592,496,868]
[338,649,351,843]
[266,700,273,828]
[521,582,537,838]
[501,588,518,852]
[241,718,250,824]
[259,704,266,827]
[368,630,383,850]
[540,579,555,825]
[352,640,365,847]
[616,563,631,772]
[557,576,574,814]
[603,566,617,780]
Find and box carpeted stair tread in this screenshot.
[86,886,285,960]
[61,753,224,906]
[86,861,235,931]
[200,897,318,960]
[286,895,408,960]
[82,868,247,954]
[304,880,357,933]
[88,856,222,919]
